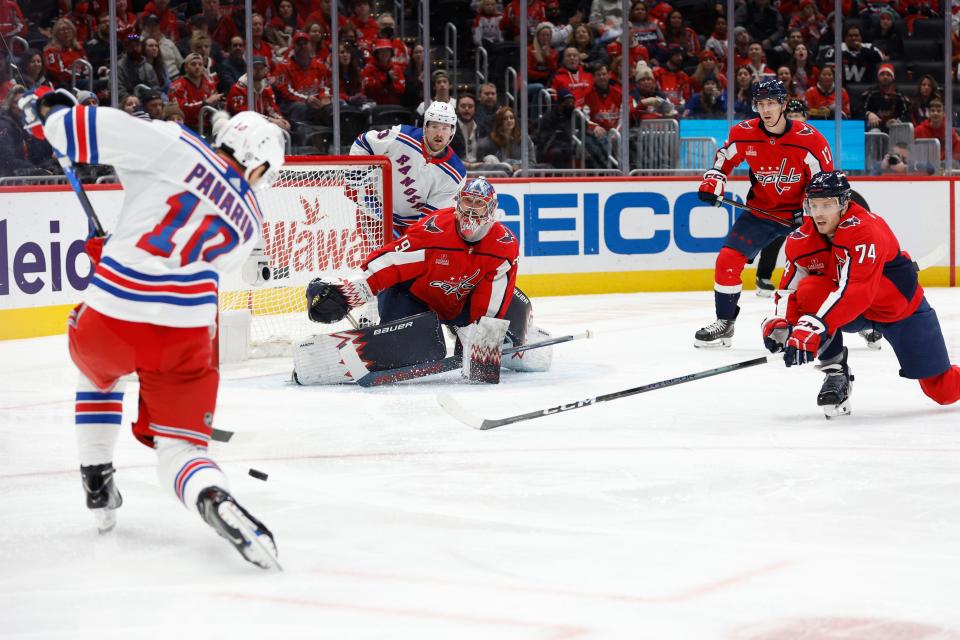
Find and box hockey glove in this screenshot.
[697,169,726,206]
[18,87,78,141]
[783,314,826,367]
[305,276,373,323]
[761,316,790,353]
[84,235,107,268]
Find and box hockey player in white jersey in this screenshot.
[19,88,284,569]
[350,100,466,234]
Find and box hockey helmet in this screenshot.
[785,98,808,119]
[803,170,851,215]
[213,111,286,190]
[455,176,498,242]
[423,100,458,127]
[751,78,787,112]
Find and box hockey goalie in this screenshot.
[293,177,553,384]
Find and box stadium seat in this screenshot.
[910,18,945,40]
[371,105,416,126]
[903,40,943,60]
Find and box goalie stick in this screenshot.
[437,356,769,429]
[355,330,593,387]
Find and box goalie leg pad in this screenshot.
[293,312,446,385]
[503,325,554,372]
[458,316,511,383]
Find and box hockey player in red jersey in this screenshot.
[695,79,834,348]
[19,88,284,569]
[762,171,960,417]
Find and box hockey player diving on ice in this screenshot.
[293,177,555,385]
[761,171,960,418]
[19,86,284,569]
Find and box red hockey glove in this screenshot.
[761,316,790,353]
[783,314,826,367]
[84,235,106,268]
[697,169,726,206]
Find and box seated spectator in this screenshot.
[338,26,366,69]
[417,69,454,116]
[787,0,827,50]
[475,82,500,136]
[250,14,275,69]
[644,0,674,24]
[168,53,223,131]
[17,50,51,92]
[275,31,332,122]
[770,28,803,69]
[227,56,291,130]
[0,51,13,103]
[503,0,546,40]
[900,0,938,35]
[85,14,112,74]
[735,0,785,51]
[116,33,160,102]
[784,98,808,121]
[268,0,303,41]
[362,39,405,106]
[914,95,960,163]
[857,0,899,29]
[338,42,366,104]
[302,0,337,35]
[178,15,224,66]
[121,94,143,115]
[304,22,331,63]
[189,33,220,86]
[473,0,505,45]
[876,142,935,175]
[0,0,27,45]
[704,16,728,64]
[683,77,727,118]
[551,46,594,108]
[661,10,700,56]
[745,42,775,80]
[787,42,818,93]
[605,40,649,79]
[868,8,904,60]
[628,1,665,59]
[402,43,424,108]
[585,63,624,131]
[732,65,755,118]
[570,24,608,73]
[908,74,940,126]
[161,101,185,123]
[732,27,751,68]
[348,0,380,48]
[689,50,726,93]
[653,45,691,107]
[63,2,97,45]
[477,105,536,171]
[631,60,678,121]
[451,94,483,169]
[202,0,240,50]
[141,89,164,120]
[142,36,171,94]
[537,88,577,167]
[377,13,408,66]
[860,63,909,130]
[817,24,882,84]
[805,64,850,118]
[542,0,578,47]
[220,36,248,91]
[44,18,88,87]
[0,85,57,177]
[589,0,623,35]
[777,65,803,98]
[142,14,184,82]
[528,24,559,85]
[140,0,178,40]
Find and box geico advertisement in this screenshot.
[0,180,952,310]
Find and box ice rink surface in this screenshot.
[2,289,960,640]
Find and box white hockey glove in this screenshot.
[457,316,510,383]
[241,243,272,286]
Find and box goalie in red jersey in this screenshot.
[694,79,835,348]
[761,171,960,418]
[294,177,552,384]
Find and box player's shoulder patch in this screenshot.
[496,227,516,244]
[838,216,861,230]
[788,228,809,240]
[421,214,443,233]
[794,123,816,136]
[737,119,754,130]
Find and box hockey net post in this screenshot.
[218,155,393,361]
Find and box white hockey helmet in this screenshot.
[212,110,286,189]
[423,100,458,127]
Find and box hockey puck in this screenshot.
[248,468,269,481]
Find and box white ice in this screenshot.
[2,290,960,640]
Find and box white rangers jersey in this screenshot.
[43,105,263,328]
[350,124,466,231]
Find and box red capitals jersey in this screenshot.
[362,210,519,323]
[713,118,834,224]
[168,75,218,129]
[361,62,406,105]
[550,67,594,109]
[780,203,922,332]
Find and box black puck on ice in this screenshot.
[248,468,269,481]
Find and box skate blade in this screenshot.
[92,508,117,534]
[823,399,851,419]
[218,502,283,571]
[694,337,732,349]
[755,289,773,298]
[865,340,882,351]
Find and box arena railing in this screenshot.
[70,59,93,94]
[475,45,488,95]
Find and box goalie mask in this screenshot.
[455,176,498,242]
[212,111,286,190]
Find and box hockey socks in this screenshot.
[156,436,229,509]
[74,376,124,466]
[713,247,747,320]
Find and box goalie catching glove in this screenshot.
[306,276,374,324]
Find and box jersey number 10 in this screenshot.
[136,192,240,266]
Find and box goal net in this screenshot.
[218,156,393,360]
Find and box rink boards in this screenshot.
[1,177,957,340]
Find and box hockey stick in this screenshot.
[718,196,796,228]
[437,356,769,430]
[56,153,106,237]
[211,427,255,444]
[913,242,947,272]
[355,330,593,388]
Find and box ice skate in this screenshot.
[694,318,735,348]
[80,463,123,534]
[755,277,775,298]
[817,348,854,419]
[859,327,883,350]
[197,486,281,570]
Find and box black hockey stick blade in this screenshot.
[438,356,769,430]
[210,427,255,444]
[356,331,591,388]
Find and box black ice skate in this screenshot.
[755,277,775,298]
[858,327,883,350]
[694,318,736,348]
[197,486,282,570]
[80,463,123,534]
[816,348,854,419]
